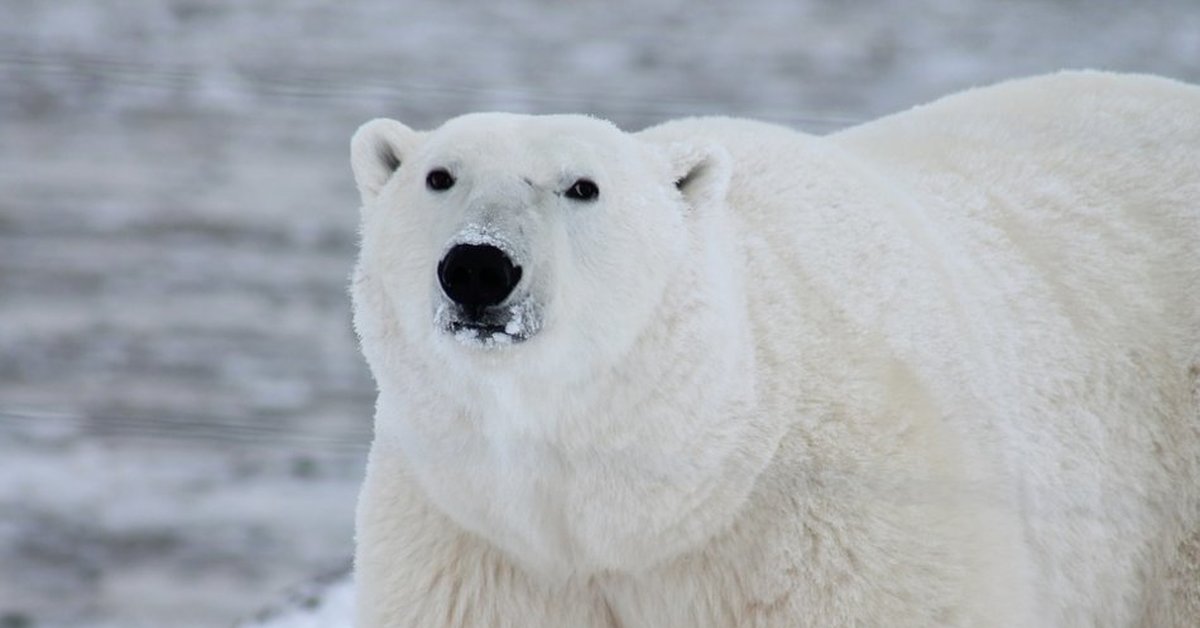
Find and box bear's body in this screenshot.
[349,72,1200,627]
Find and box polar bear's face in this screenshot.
[350,113,728,383]
[351,114,744,575]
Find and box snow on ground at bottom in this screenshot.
[0,416,362,627]
[238,569,354,628]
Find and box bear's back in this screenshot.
[833,71,1200,339]
[837,70,1200,626]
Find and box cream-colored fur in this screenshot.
[348,71,1200,627]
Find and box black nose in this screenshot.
[437,244,523,309]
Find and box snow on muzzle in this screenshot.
[433,235,542,347]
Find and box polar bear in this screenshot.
[348,71,1200,627]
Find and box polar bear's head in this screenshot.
[350,114,769,576]
[350,113,731,384]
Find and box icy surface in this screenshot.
[239,569,353,628]
[2,0,1198,626]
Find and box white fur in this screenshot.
[348,72,1200,627]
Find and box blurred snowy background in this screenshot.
[1,0,1197,626]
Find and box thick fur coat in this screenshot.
[348,71,1200,627]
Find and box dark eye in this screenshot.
[564,178,599,202]
[426,168,455,191]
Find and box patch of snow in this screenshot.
[451,223,520,258]
[240,571,355,628]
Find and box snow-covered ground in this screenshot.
[1,0,1197,625]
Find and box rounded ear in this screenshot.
[657,141,732,214]
[351,118,422,203]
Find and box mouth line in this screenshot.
[434,295,542,348]
[449,320,509,336]
[446,319,530,347]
